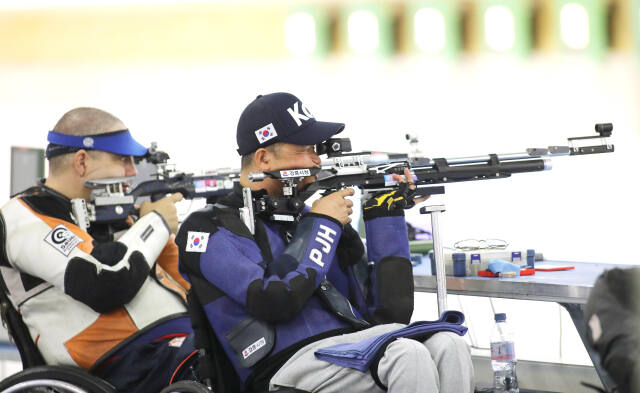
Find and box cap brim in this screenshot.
[92,131,149,157]
[97,134,149,157]
[111,139,149,157]
[283,121,345,146]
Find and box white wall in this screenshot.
[3,55,637,263]
[1,54,638,368]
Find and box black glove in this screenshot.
[362,182,416,220]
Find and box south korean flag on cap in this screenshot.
[255,123,277,144]
[186,231,210,253]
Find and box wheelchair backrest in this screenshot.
[186,286,241,393]
[0,287,45,369]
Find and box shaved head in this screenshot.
[49,107,127,173]
[53,107,126,136]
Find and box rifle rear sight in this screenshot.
[134,142,170,165]
[316,138,352,157]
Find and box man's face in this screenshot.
[84,151,138,182]
[264,143,321,193]
[267,143,321,171]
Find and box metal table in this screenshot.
[413,260,635,391]
[413,260,623,304]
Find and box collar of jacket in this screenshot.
[17,179,72,210]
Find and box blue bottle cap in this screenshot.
[526,249,535,268]
[495,313,507,322]
[453,258,466,277]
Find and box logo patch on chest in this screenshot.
[44,225,83,256]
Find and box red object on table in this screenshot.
[477,268,536,277]
[534,265,575,272]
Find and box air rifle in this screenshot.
[245,123,614,224]
[74,143,240,230]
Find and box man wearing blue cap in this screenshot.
[176,93,474,393]
[0,107,195,392]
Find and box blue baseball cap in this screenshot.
[236,92,345,156]
[46,129,148,159]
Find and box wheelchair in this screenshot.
[0,286,304,393]
[0,288,120,393]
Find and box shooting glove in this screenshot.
[362,182,416,221]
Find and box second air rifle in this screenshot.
[246,123,614,224]
[74,143,240,233]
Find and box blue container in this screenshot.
[452,253,466,277]
[526,249,535,269]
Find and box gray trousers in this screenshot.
[269,323,474,393]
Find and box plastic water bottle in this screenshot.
[490,313,519,393]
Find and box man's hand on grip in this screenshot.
[140,193,183,234]
[310,188,355,226]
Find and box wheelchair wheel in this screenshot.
[0,366,116,393]
[158,380,211,393]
